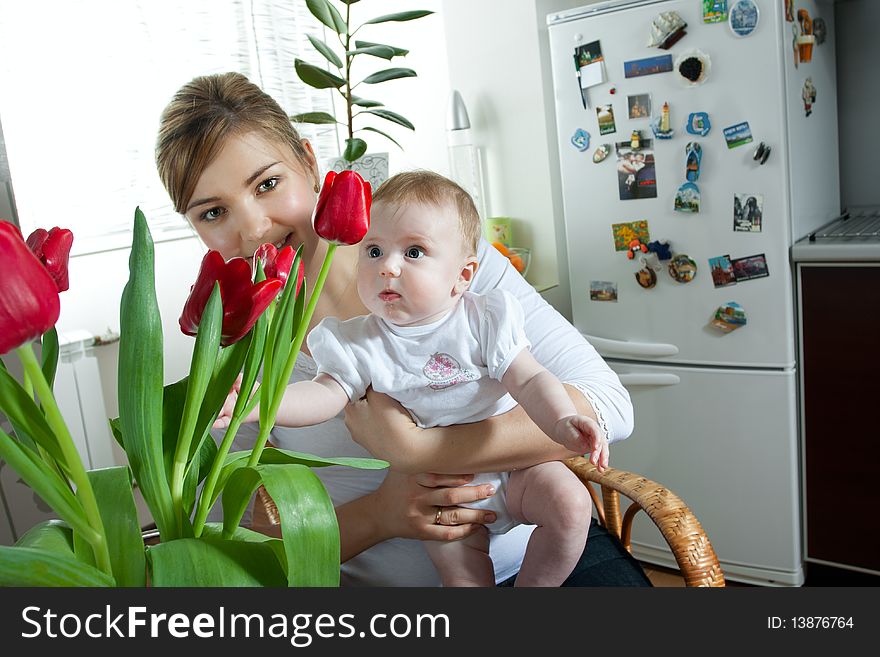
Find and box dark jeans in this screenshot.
[498,517,652,587]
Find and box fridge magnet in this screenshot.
[630,129,642,150]
[590,280,618,302]
[733,194,763,232]
[792,23,800,68]
[796,9,815,63]
[592,143,611,163]
[674,49,711,86]
[702,0,728,24]
[575,41,606,94]
[611,220,650,251]
[723,121,754,149]
[650,102,674,140]
[624,54,674,79]
[731,253,769,281]
[686,112,711,137]
[648,240,672,260]
[729,0,759,38]
[710,301,747,333]
[802,78,816,117]
[709,255,737,288]
[784,0,794,23]
[674,182,701,213]
[813,18,827,45]
[752,141,771,165]
[668,254,697,283]
[685,142,702,182]
[647,11,687,50]
[571,128,591,151]
[597,104,617,135]
[635,262,659,289]
[626,238,649,260]
[615,140,657,200]
[627,93,652,119]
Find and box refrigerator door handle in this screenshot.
[617,373,681,387]
[584,334,680,358]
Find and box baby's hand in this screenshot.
[212,374,260,429]
[554,415,610,472]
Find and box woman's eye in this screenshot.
[367,246,382,258]
[257,177,279,193]
[405,247,424,259]
[201,207,225,222]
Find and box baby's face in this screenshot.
[357,200,475,327]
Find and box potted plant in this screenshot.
[0,170,386,586]
[292,0,433,166]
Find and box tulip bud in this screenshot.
[26,227,74,292]
[313,170,371,246]
[0,221,61,354]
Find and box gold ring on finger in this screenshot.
[434,507,443,525]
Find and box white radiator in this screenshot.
[0,330,117,544]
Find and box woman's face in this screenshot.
[184,132,318,262]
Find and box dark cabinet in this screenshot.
[798,265,880,573]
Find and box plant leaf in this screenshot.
[362,108,415,130]
[361,68,417,84]
[147,537,287,586]
[363,10,434,25]
[326,1,348,35]
[118,208,175,539]
[347,45,396,59]
[0,365,67,467]
[295,58,347,90]
[290,111,339,125]
[307,34,343,68]
[350,96,384,108]
[260,463,339,586]
[0,546,115,586]
[343,137,368,162]
[339,0,361,5]
[220,466,263,539]
[40,327,59,389]
[15,519,75,556]
[354,40,409,57]
[361,126,403,150]
[305,0,340,34]
[88,466,146,587]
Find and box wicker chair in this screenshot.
[254,456,725,587]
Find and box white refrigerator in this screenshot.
[547,0,840,585]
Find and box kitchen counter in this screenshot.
[791,207,880,262]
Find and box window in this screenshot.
[0,0,337,255]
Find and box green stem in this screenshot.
[246,243,338,469]
[15,343,113,576]
[192,413,245,537]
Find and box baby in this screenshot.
[238,171,608,586]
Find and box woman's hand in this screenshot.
[373,470,497,542]
[344,387,420,464]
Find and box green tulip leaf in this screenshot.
[360,126,403,150]
[305,0,341,34]
[260,463,340,586]
[147,537,287,587]
[295,59,347,90]
[362,108,415,130]
[220,466,264,539]
[0,365,67,467]
[354,40,409,57]
[361,68,417,84]
[15,519,75,556]
[307,34,343,68]
[350,96,384,108]
[347,45,396,60]
[88,466,146,587]
[291,111,339,125]
[40,327,59,389]
[0,546,115,586]
[119,208,175,539]
[343,137,368,162]
[363,10,434,25]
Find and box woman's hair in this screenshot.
[373,170,482,256]
[156,72,316,214]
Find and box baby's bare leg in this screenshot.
[424,527,493,587]
[505,461,592,587]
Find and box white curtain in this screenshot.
[0,0,338,255]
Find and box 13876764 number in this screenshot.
[790,617,854,629]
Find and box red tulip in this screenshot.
[26,227,74,292]
[179,250,282,347]
[312,170,371,246]
[0,221,60,354]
